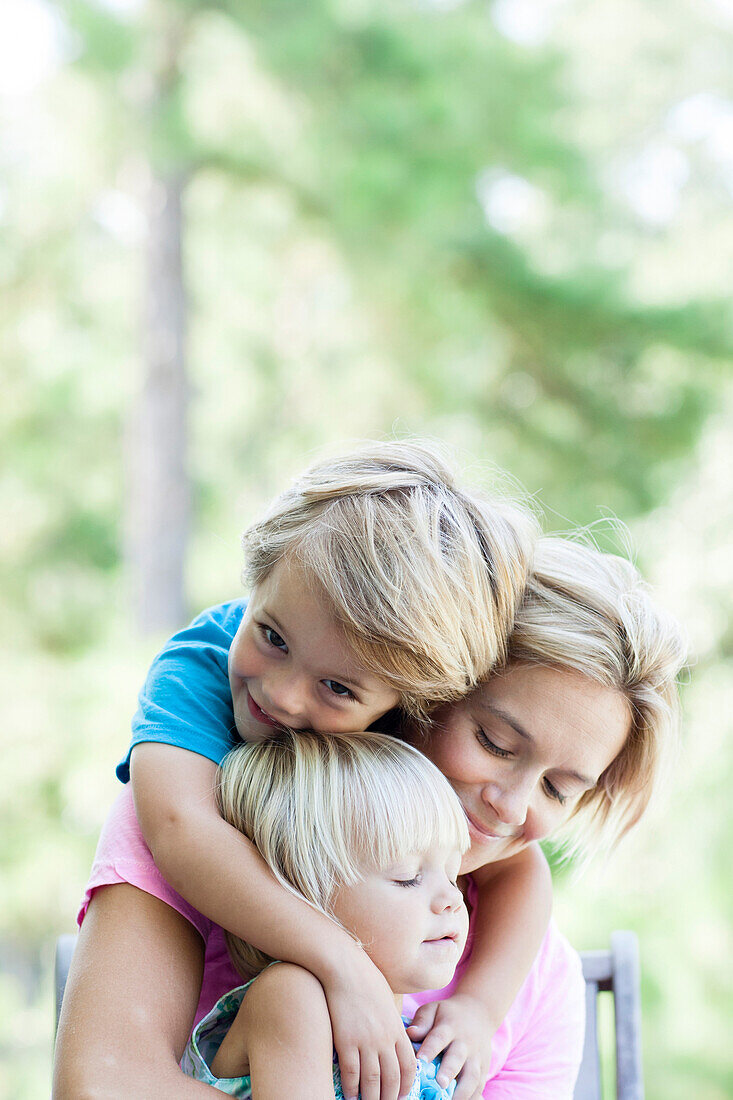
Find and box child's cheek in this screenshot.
[229,629,262,682]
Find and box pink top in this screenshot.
[80,786,585,1098]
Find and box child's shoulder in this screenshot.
[244,962,328,1022]
[142,598,247,675]
[182,598,248,641]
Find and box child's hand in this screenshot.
[323,950,416,1100]
[406,994,497,1100]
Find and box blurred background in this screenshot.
[1,0,732,1096]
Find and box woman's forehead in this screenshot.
[465,664,630,769]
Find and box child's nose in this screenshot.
[433,879,463,913]
[263,673,308,724]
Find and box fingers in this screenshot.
[379,1045,410,1100]
[405,1001,439,1041]
[415,1021,455,1066]
[439,1051,484,1100]
[356,1051,383,1100]
[338,1047,361,1100]
[395,1032,418,1100]
[340,1045,416,1100]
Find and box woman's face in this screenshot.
[419,664,631,874]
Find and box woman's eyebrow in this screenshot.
[481,701,595,786]
[481,701,534,742]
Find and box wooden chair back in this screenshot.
[574,930,644,1099]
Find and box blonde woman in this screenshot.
[402,538,685,1095]
[54,537,685,1100]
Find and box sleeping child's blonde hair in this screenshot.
[217,729,470,979]
[242,440,536,722]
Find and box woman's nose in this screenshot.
[482,782,530,828]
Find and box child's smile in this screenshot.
[245,691,281,728]
[228,557,400,742]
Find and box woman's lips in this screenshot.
[463,807,514,843]
[246,691,281,728]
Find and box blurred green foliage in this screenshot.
[1,0,732,1097]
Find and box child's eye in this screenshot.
[260,624,287,651]
[394,874,421,888]
[476,728,511,758]
[543,778,568,806]
[323,679,355,700]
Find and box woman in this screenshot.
[52,537,685,1100]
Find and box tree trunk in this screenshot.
[124,0,193,635]
[126,167,190,634]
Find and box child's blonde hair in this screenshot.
[217,729,469,978]
[507,537,687,853]
[242,440,536,722]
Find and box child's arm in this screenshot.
[131,742,416,1100]
[406,844,552,1100]
[210,963,336,1098]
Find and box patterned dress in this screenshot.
[182,975,456,1099]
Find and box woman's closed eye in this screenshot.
[543,778,568,805]
[477,725,569,804]
[476,728,512,758]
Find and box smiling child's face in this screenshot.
[419,664,631,874]
[331,844,468,997]
[228,558,400,743]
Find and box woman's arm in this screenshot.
[53,883,221,1099]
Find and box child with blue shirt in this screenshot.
[123,440,552,1100]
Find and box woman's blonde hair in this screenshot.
[507,536,687,852]
[242,440,536,722]
[217,729,469,979]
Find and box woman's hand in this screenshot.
[406,993,496,1100]
[322,947,417,1100]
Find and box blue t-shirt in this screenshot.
[116,601,246,783]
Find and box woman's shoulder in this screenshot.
[534,919,584,991]
[78,786,214,944]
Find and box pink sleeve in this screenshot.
[480,925,586,1099]
[78,784,212,945]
